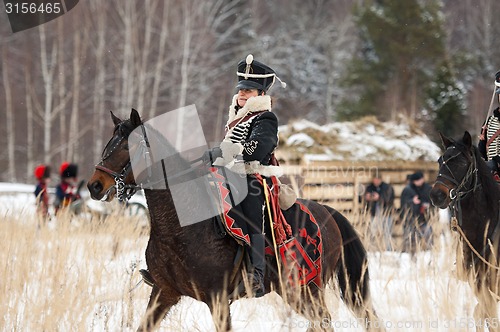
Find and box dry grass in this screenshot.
[0,207,490,331]
[0,211,151,331]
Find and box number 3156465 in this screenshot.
[5,2,62,14]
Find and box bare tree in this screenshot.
[2,49,16,181]
[148,0,170,119]
[136,0,156,112]
[25,64,35,180]
[39,24,57,164]
[118,1,136,109]
[89,0,108,161]
[57,18,68,164]
[67,29,82,162]
[444,0,500,134]
[6,0,500,184]
[252,0,356,123]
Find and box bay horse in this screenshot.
[87,109,378,331]
[430,131,500,326]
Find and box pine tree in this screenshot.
[338,0,446,121]
[425,61,467,138]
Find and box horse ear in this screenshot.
[463,131,472,148]
[110,111,122,126]
[130,108,142,127]
[439,132,453,149]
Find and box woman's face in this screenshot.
[237,88,260,107]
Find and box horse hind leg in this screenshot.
[339,280,380,331]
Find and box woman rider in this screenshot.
[209,54,286,297]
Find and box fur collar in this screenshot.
[226,94,272,126]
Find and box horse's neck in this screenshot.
[143,188,183,236]
[460,178,500,248]
[142,188,209,243]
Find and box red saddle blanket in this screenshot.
[209,167,323,289]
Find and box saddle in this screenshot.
[207,167,323,288]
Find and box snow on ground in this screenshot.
[0,182,37,216]
[278,117,442,162]
[0,183,483,331]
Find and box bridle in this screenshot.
[95,163,137,202]
[94,124,147,202]
[434,145,480,228]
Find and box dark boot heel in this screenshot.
[140,269,155,287]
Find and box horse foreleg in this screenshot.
[137,285,181,332]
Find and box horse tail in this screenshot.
[322,205,372,315]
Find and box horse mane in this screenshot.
[470,144,500,211]
[115,114,194,187]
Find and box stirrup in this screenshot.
[140,269,155,287]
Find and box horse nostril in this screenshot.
[88,181,103,197]
[430,188,447,207]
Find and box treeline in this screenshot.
[0,0,499,183]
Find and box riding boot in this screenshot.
[140,269,155,287]
[248,233,266,297]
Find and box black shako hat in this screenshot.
[410,171,424,181]
[236,54,286,92]
[60,162,78,178]
[34,164,51,180]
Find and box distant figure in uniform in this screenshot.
[400,171,433,253]
[479,70,500,182]
[363,173,395,251]
[55,162,82,214]
[34,164,51,218]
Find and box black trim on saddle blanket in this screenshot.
[209,167,323,288]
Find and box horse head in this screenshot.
[430,131,476,209]
[87,109,142,201]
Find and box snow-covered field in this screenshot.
[0,183,486,331]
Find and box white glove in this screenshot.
[213,141,244,166]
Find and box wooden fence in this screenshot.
[280,160,438,213]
